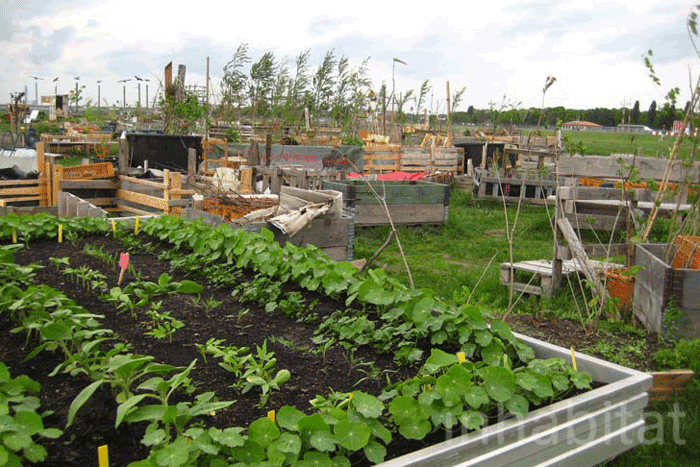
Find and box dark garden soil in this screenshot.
[0,233,666,466]
[0,234,439,466]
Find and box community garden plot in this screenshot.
[0,214,649,466]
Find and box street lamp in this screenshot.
[73,76,81,113]
[52,77,59,96]
[118,78,132,109]
[96,80,102,111]
[134,75,150,108]
[392,57,407,115]
[30,76,44,106]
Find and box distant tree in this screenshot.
[312,49,337,121]
[658,102,678,130]
[221,43,251,119]
[249,51,276,117]
[648,100,657,127]
[631,100,641,124]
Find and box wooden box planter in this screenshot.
[634,243,700,338]
[379,333,652,467]
[322,179,451,226]
[185,206,354,262]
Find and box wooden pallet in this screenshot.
[500,259,622,296]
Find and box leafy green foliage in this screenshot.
[0,362,62,466]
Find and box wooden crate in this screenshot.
[323,179,450,226]
[634,243,700,338]
[400,147,461,173]
[363,144,400,172]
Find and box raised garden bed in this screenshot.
[322,180,450,226]
[0,213,649,466]
[634,243,700,338]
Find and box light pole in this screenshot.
[73,76,80,114]
[53,77,59,96]
[96,80,102,111]
[31,76,44,106]
[392,57,407,117]
[118,79,132,110]
[134,75,150,109]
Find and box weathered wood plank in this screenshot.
[116,189,168,211]
[557,216,609,301]
[355,204,447,225]
[61,179,119,189]
[558,155,700,182]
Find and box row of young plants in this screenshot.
[0,213,593,466]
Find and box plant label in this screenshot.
[11,228,16,243]
[112,220,116,232]
[58,224,63,243]
[267,410,275,422]
[118,252,130,285]
[119,252,130,270]
[98,445,109,467]
[570,346,577,371]
[134,216,139,234]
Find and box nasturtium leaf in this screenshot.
[490,319,517,344]
[232,439,265,463]
[474,330,493,347]
[517,371,553,398]
[38,428,62,439]
[351,391,384,419]
[389,396,419,424]
[298,413,330,433]
[3,431,31,451]
[309,430,338,452]
[141,428,167,447]
[480,366,516,402]
[464,386,490,409]
[302,451,333,467]
[459,411,486,430]
[423,349,458,374]
[0,446,8,465]
[155,437,190,467]
[463,305,488,330]
[13,411,42,435]
[277,405,305,432]
[480,342,505,367]
[247,417,280,447]
[269,432,301,455]
[398,418,431,440]
[22,443,47,463]
[418,388,440,406]
[365,418,392,445]
[436,373,462,407]
[334,420,371,451]
[331,455,351,467]
[364,440,387,464]
[516,342,536,363]
[208,427,245,448]
[506,394,529,418]
[430,404,462,429]
[411,297,434,324]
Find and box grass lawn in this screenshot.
[562,130,695,159]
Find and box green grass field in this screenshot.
[562,130,695,159]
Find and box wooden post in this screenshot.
[118,138,128,174]
[163,169,171,214]
[170,171,182,216]
[52,164,63,207]
[187,148,197,184]
[446,81,452,143]
[265,134,272,167]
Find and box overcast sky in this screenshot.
[1,0,697,113]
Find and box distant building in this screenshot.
[617,124,653,134]
[562,120,601,131]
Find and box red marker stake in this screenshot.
[118,252,130,285]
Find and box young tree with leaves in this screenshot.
[221,43,250,120]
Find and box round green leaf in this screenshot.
[459,411,486,430]
[277,405,305,432]
[398,418,431,440]
[506,394,529,418]
[247,417,280,448]
[269,432,301,455]
[364,440,387,464]
[334,420,371,451]
[302,451,333,467]
[480,366,516,402]
[350,392,384,419]
[309,430,338,452]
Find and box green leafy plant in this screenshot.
[0,362,63,465]
[145,303,185,344]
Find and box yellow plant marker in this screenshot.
[134,216,139,235]
[267,410,275,422]
[98,445,109,467]
[570,347,577,372]
[457,352,466,363]
[348,392,353,400]
[12,228,16,243]
[58,224,63,243]
[112,220,116,232]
